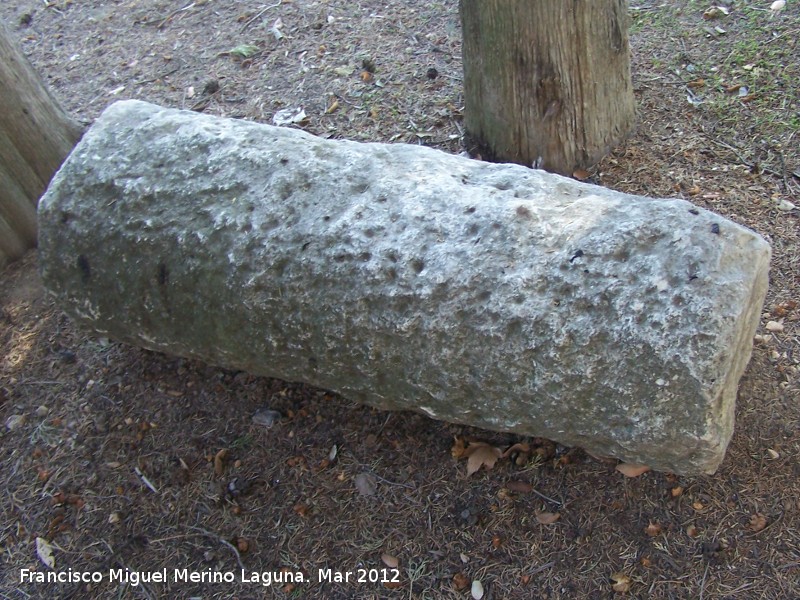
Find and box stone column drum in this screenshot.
[38,100,771,474]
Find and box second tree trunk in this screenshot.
[460,0,635,175]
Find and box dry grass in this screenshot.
[1,1,799,598]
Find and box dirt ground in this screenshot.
[1,1,799,598]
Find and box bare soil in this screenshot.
[1,1,799,598]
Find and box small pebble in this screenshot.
[5,414,26,431]
[252,408,282,428]
[766,320,784,333]
[36,405,50,417]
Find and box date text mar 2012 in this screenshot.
[318,568,400,584]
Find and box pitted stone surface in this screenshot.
[38,100,770,474]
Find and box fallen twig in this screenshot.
[241,0,282,32]
[156,2,198,29]
[187,526,246,571]
[530,488,562,506]
[699,562,710,600]
[133,467,159,494]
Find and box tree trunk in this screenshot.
[0,22,82,267]
[459,0,635,175]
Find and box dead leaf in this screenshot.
[270,17,284,40]
[535,511,561,525]
[325,99,339,114]
[466,444,503,476]
[213,449,228,477]
[687,79,705,88]
[226,43,260,59]
[671,486,684,497]
[292,503,311,517]
[491,534,502,548]
[333,65,354,77]
[616,463,650,477]
[610,572,632,593]
[572,168,590,181]
[506,480,533,494]
[471,579,485,600]
[451,436,468,459]
[645,522,662,537]
[36,537,55,569]
[686,524,700,537]
[703,6,729,19]
[384,580,402,590]
[236,537,249,552]
[749,513,768,532]
[354,472,377,496]
[501,442,530,458]
[272,107,308,127]
[381,553,399,568]
[452,572,469,591]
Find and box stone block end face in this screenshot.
[38,100,771,476]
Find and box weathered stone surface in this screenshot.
[38,100,770,474]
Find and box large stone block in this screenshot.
[38,100,770,474]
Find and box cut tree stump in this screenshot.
[460,0,635,175]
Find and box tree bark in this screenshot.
[0,22,82,267]
[460,0,635,175]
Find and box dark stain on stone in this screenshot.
[77,255,91,284]
[710,223,720,235]
[157,262,169,286]
[410,258,425,274]
[516,205,531,219]
[352,181,370,194]
[465,206,476,214]
[60,211,72,224]
[569,249,584,263]
[278,182,294,200]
